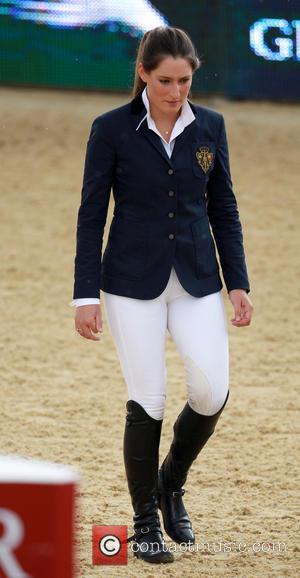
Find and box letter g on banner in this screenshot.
[250,18,300,61]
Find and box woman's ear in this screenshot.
[137,62,147,83]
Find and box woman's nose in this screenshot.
[170,85,181,98]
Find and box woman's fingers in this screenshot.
[243,304,252,321]
[74,304,102,341]
[231,298,242,323]
[95,308,103,333]
[91,310,103,334]
[229,291,253,327]
[231,317,250,326]
[77,324,101,341]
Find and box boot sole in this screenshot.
[134,551,175,563]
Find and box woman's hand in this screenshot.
[228,289,253,327]
[74,304,103,341]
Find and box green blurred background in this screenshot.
[0,0,299,100]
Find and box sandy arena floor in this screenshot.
[0,87,299,577]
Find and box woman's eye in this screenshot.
[159,79,189,85]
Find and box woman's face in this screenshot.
[137,56,193,116]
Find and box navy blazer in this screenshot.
[72,91,250,300]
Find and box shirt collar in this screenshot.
[136,85,195,141]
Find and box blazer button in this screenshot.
[168,169,174,175]
[168,212,174,218]
[168,233,175,240]
[168,190,175,196]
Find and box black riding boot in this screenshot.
[158,390,230,544]
[124,400,174,564]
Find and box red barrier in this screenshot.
[0,455,79,578]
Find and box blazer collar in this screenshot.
[130,90,146,115]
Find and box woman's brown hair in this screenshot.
[132,26,201,98]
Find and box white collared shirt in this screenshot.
[70,87,195,307]
[136,86,195,157]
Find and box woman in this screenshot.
[70,27,253,564]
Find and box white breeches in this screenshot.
[102,266,229,420]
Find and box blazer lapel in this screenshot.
[170,99,198,159]
[138,121,174,167]
[130,91,173,168]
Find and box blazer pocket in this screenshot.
[192,141,216,179]
[191,216,219,278]
[102,232,147,280]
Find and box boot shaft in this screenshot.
[162,390,230,490]
[123,400,163,524]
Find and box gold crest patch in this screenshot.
[196,147,214,173]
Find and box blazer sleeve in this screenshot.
[206,115,250,294]
[72,116,115,299]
